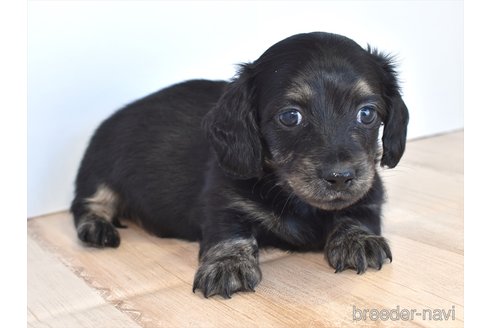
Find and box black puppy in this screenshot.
[71,32,409,299]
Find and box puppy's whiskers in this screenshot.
[251,172,275,197]
[279,191,295,218]
[263,180,283,200]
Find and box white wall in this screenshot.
[28,0,463,217]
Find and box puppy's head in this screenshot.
[204,32,409,210]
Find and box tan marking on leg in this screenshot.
[84,184,119,221]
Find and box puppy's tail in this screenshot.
[71,183,122,248]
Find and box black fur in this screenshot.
[71,32,409,298]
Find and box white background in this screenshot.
[28,0,463,217]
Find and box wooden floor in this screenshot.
[27,131,464,328]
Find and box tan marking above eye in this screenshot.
[285,81,314,102]
[352,79,374,97]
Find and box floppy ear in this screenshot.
[202,64,263,179]
[381,95,409,168]
[368,47,410,168]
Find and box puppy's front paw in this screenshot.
[193,237,262,298]
[325,227,392,274]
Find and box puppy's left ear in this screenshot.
[381,95,409,168]
[202,64,263,179]
[369,48,410,168]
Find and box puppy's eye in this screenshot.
[357,106,377,125]
[278,110,302,127]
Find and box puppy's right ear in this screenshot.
[203,64,263,179]
[368,46,410,168]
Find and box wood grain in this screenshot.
[27,131,464,327]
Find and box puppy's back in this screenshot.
[72,79,227,242]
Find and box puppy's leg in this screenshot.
[193,235,262,299]
[324,218,392,274]
[71,184,121,248]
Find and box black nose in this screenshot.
[324,170,355,190]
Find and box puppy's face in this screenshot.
[259,71,383,210]
[205,32,409,211]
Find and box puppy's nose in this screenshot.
[324,170,355,190]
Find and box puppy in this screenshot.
[71,32,409,299]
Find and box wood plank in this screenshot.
[27,235,140,328]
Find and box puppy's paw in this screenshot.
[77,216,120,248]
[193,257,261,299]
[193,237,261,298]
[325,227,392,274]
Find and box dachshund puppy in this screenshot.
[71,32,409,299]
